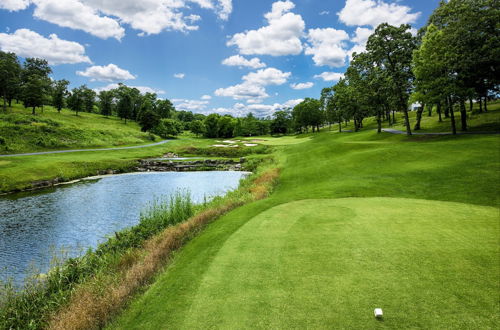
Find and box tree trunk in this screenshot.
[414,104,424,130]
[444,103,450,118]
[377,111,382,133]
[8,98,12,107]
[459,100,467,131]
[484,97,488,112]
[428,105,432,117]
[2,90,6,112]
[338,119,342,133]
[32,106,36,115]
[354,118,358,132]
[437,102,443,122]
[469,98,473,112]
[478,98,483,112]
[447,97,456,135]
[401,98,412,136]
[392,110,396,124]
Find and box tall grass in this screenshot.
[0,191,195,330]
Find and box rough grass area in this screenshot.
[0,103,157,154]
[109,111,499,329]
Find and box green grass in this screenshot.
[0,103,158,154]
[109,114,500,329]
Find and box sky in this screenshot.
[0,0,441,117]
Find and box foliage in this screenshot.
[153,118,183,138]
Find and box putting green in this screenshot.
[176,198,498,329]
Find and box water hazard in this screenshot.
[0,171,247,284]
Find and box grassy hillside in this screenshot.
[110,113,499,329]
[0,103,157,154]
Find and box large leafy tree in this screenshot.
[21,58,52,115]
[0,51,21,111]
[292,98,323,133]
[67,87,84,116]
[366,23,416,135]
[98,90,114,117]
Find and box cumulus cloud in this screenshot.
[5,1,233,39]
[201,94,212,100]
[290,82,313,90]
[0,0,31,11]
[215,67,291,102]
[305,28,350,67]
[77,64,135,82]
[211,98,303,117]
[338,0,420,27]
[33,0,125,40]
[227,0,304,56]
[0,28,91,64]
[174,73,185,79]
[222,55,266,69]
[314,72,344,82]
[94,83,165,95]
[348,27,374,59]
[173,98,209,111]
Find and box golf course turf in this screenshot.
[109,123,499,329]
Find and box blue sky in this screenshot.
[0,0,440,117]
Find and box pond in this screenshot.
[0,171,248,285]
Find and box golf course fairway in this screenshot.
[110,128,499,329]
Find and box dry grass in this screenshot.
[48,168,280,330]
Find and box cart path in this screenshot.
[0,140,170,157]
[382,128,500,135]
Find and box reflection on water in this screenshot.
[0,171,247,284]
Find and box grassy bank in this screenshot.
[109,114,499,329]
[0,103,158,154]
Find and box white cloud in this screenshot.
[0,28,91,64]
[338,0,420,27]
[12,1,233,39]
[174,73,185,79]
[305,28,349,67]
[33,0,125,40]
[215,82,269,101]
[211,98,303,117]
[243,67,290,86]
[173,98,209,111]
[348,27,373,59]
[215,67,290,102]
[201,94,212,100]
[222,55,266,69]
[77,64,135,82]
[94,83,165,95]
[314,72,344,82]
[290,82,313,90]
[227,0,304,56]
[0,0,30,11]
[319,10,329,16]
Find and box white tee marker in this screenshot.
[374,308,383,318]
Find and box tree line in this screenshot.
[319,0,499,136]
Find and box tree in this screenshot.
[366,23,416,135]
[21,58,52,115]
[190,120,205,137]
[67,87,84,116]
[115,84,133,123]
[0,51,21,112]
[153,118,182,138]
[98,90,114,117]
[270,109,292,135]
[217,115,235,138]
[156,99,175,118]
[52,79,69,113]
[137,98,160,132]
[203,113,220,138]
[293,98,323,133]
[81,86,96,113]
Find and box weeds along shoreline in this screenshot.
[0,156,279,330]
